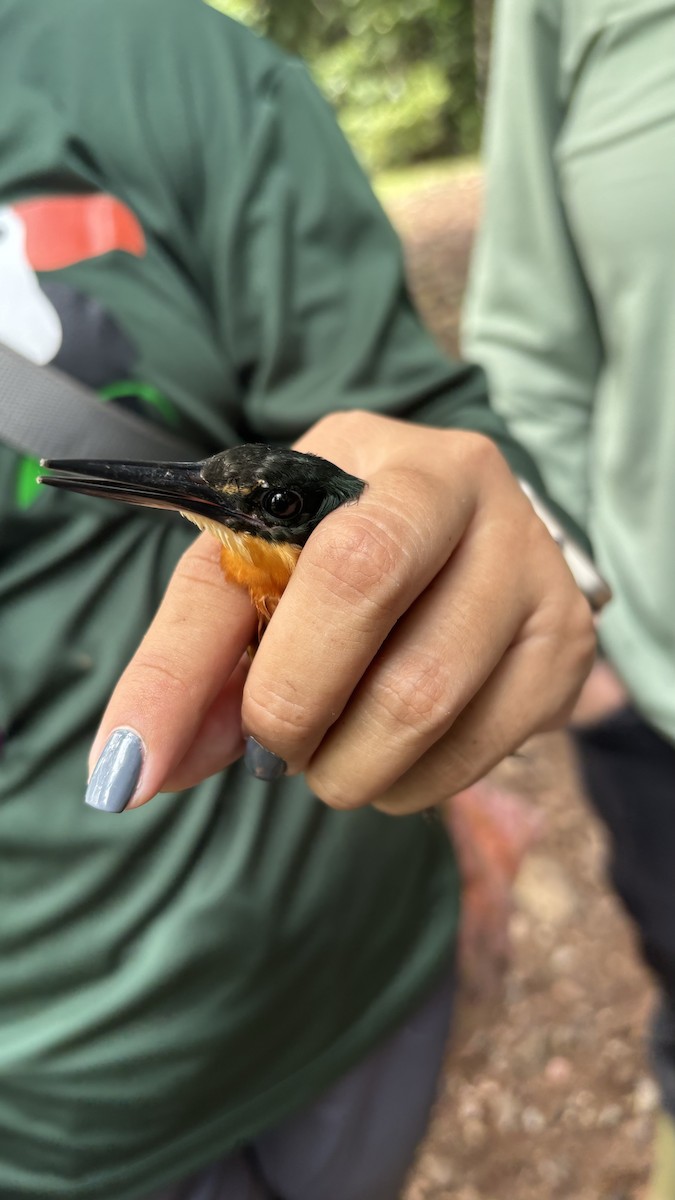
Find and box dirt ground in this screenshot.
[384,172,656,1200]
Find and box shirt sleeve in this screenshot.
[463,0,603,532]
[187,21,551,491]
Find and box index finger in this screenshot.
[86,533,255,811]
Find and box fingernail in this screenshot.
[85,728,144,812]
[244,736,287,781]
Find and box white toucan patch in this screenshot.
[0,206,62,364]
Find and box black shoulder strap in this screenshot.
[0,340,206,461]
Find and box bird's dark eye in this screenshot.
[261,489,304,521]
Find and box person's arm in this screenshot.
[463,0,603,533]
[82,9,595,816]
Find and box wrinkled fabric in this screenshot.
[465,0,675,744]
[147,971,454,1200]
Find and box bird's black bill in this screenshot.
[38,458,237,522]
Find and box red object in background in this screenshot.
[448,779,545,998]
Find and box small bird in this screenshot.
[38,445,366,646]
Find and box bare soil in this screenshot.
[384,172,655,1200]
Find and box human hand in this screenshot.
[85,411,595,814]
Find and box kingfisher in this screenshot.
[39,445,366,645]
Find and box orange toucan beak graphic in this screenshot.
[13,193,145,272]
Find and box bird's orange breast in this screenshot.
[179,509,302,622]
[219,532,301,621]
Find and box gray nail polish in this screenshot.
[85,728,144,812]
[244,736,287,782]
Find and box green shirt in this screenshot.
[0,2,542,1196]
[464,0,675,743]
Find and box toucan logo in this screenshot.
[0,192,146,363]
[0,192,175,507]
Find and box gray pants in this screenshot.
[148,970,454,1200]
[573,708,675,1116]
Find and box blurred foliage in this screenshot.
[220,0,486,171]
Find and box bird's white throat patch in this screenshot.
[179,511,257,561]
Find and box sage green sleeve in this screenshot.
[463,0,602,532]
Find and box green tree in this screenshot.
[220,0,484,170]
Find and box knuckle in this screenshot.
[459,429,507,476]
[373,650,455,739]
[311,408,374,442]
[307,513,406,615]
[242,677,316,756]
